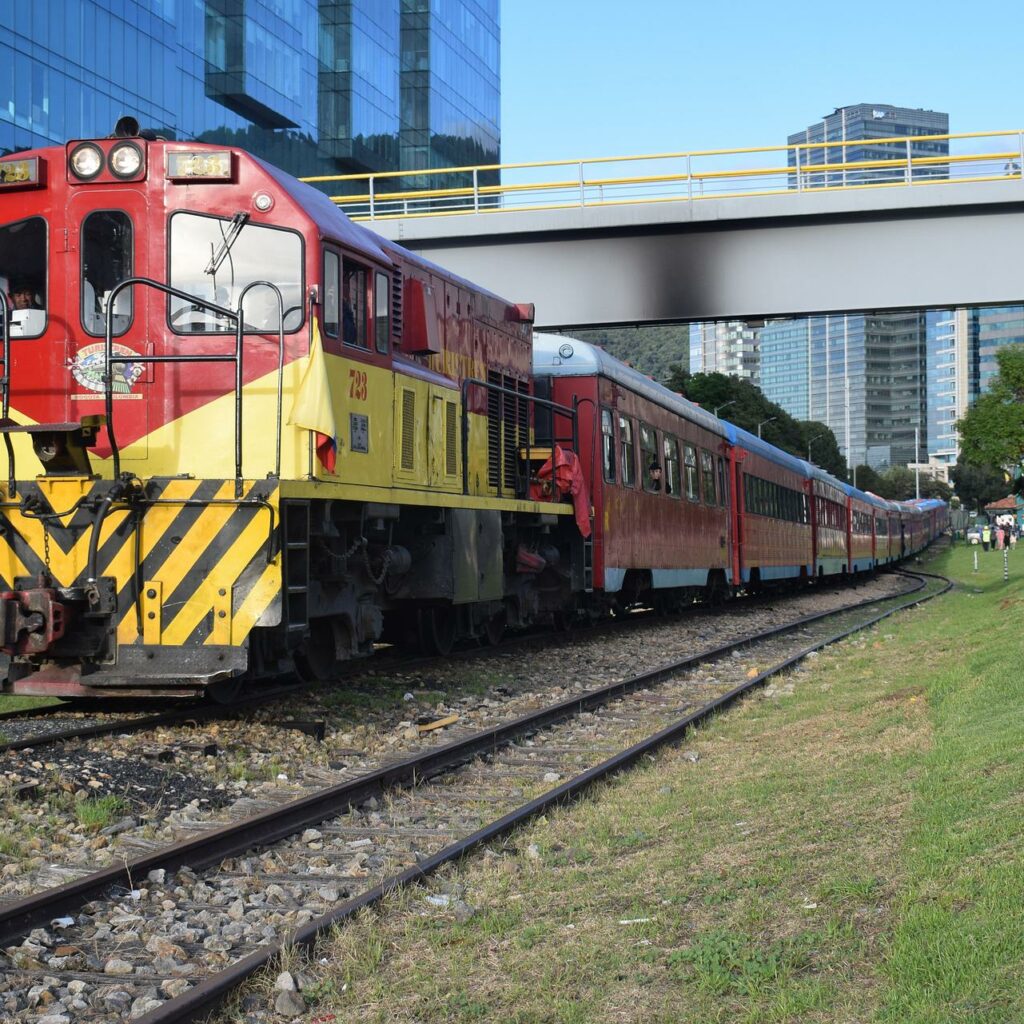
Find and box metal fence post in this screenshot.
[368,176,375,220]
[579,162,585,207]
[795,146,802,192]
[687,154,693,200]
[905,140,912,185]
[1005,548,1009,582]
[473,168,479,212]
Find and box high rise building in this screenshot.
[742,104,950,470]
[788,103,949,187]
[688,321,760,382]
[0,0,500,182]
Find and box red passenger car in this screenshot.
[534,336,731,608]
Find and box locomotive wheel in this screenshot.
[207,677,245,704]
[294,618,340,682]
[483,610,506,647]
[417,607,456,657]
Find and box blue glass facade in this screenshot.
[1,0,499,180]
[787,104,949,188]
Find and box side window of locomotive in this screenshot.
[618,415,636,487]
[374,271,389,353]
[683,444,700,502]
[639,422,658,491]
[664,435,680,498]
[81,211,133,336]
[700,450,717,505]
[601,408,616,483]
[342,260,368,348]
[168,212,303,334]
[322,250,340,338]
[0,215,47,338]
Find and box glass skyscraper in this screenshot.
[0,0,500,182]
[788,104,949,187]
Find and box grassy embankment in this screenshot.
[258,542,1024,1023]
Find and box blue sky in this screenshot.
[501,0,1024,165]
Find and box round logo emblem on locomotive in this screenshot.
[71,343,145,395]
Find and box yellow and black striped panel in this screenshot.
[0,478,281,649]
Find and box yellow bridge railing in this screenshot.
[300,129,1024,222]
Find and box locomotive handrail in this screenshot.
[236,280,285,479]
[459,377,578,499]
[0,291,13,496]
[103,278,243,495]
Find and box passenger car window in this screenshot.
[663,436,680,497]
[717,456,728,506]
[684,444,699,501]
[82,211,133,337]
[601,409,616,483]
[0,215,47,338]
[640,422,659,491]
[700,450,716,505]
[619,415,636,487]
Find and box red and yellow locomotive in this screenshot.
[0,126,584,698]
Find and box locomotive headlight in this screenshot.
[69,143,103,180]
[108,141,143,179]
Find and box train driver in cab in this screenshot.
[9,279,40,311]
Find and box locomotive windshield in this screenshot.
[168,212,303,333]
[0,216,46,337]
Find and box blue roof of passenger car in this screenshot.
[532,334,728,438]
[726,423,811,477]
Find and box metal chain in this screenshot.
[321,535,392,585]
[42,520,51,574]
[363,543,393,586]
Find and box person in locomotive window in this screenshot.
[342,297,356,345]
[9,279,40,310]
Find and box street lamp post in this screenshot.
[757,416,777,439]
[714,400,736,418]
[807,433,825,462]
[914,426,920,500]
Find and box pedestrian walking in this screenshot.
[996,525,1005,550]
[982,524,991,551]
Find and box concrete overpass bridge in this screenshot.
[307,130,1024,330]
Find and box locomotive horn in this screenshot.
[112,116,140,138]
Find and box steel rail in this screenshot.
[0,570,938,950]
[129,568,951,1024]
[0,682,304,755]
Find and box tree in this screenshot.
[873,466,917,500]
[957,347,1024,477]
[950,459,1008,511]
[851,464,882,493]
[661,368,847,478]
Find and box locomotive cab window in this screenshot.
[0,216,47,338]
[601,408,616,483]
[342,259,368,348]
[374,271,389,353]
[168,212,303,334]
[82,211,133,336]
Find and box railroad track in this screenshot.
[0,570,918,756]
[0,568,950,1023]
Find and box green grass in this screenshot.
[213,541,1024,1024]
[74,795,128,831]
[0,695,63,713]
